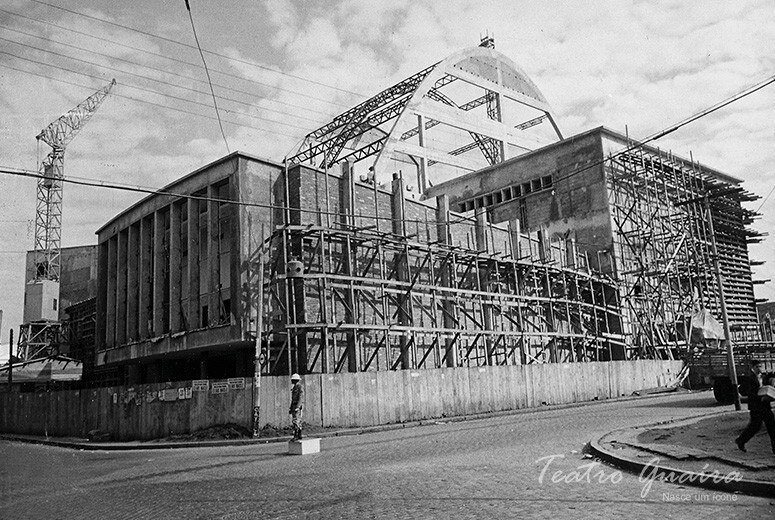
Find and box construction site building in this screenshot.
[94,152,281,383]
[90,43,764,386]
[428,127,762,359]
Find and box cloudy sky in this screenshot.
[0,0,773,358]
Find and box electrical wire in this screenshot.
[30,0,367,98]
[0,166,450,227]
[0,62,306,141]
[756,184,775,213]
[0,50,320,133]
[552,73,775,187]
[0,38,326,127]
[0,7,353,109]
[0,25,333,121]
[183,0,229,154]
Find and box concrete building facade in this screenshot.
[94,152,281,383]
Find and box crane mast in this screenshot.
[33,78,115,282]
[17,79,115,362]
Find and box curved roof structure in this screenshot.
[287,41,562,193]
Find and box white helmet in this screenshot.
[291,373,301,381]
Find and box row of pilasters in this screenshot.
[99,194,224,350]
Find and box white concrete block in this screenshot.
[288,438,320,455]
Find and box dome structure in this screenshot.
[287,41,562,193]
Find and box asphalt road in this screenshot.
[1,391,773,519]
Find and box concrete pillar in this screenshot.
[508,218,521,260]
[339,161,359,372]
[474,210,495,365]
[116,229,128,346]
[169,202,182,332]
[565,238,577,268]
[138,216,152,338]
[152,210,165,336]
[187,197,200,330]
[126,224,139,341]
[474,208,489,253]
[105,237,117,348]
[96,241,108,350]
[416,114,428,194]
[391,172,412,369]
[207,185,220,326]
[436,194,458,367]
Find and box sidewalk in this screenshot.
[590,409,775,497]
[1,385,686,451]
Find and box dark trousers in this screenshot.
[737,406,775,449]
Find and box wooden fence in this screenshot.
[0,360,682,440]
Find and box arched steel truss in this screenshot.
[287,45,562,191]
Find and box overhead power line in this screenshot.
[0,25,333,120]
[0,62,306,141]
[184,0,229,154]
[1,69,772,229]
[0,49,320,133]
[30,0,366,98]
[0,7,352,109]
[551,73,775,186]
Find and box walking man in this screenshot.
[735,360,775,454]
[289,373,304,441]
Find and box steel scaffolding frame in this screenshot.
[605,142,761,359]
[256,219,623,375]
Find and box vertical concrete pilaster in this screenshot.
[126,224,139,341]
[340,161,359,372]
[169,202,182,332]
[207,185,220,326]
[187,197,200,330]
[474,209,494,365]
[138,216,152,338]
[391,172,412,369]
[116,229,128,346]
[436,194,458,367]
[96,241,108,351]
[105,236,117,348]
[416,114,428,194]
[152,210,165,336]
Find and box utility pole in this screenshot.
[676,187,741,410]
[704,196,741,411]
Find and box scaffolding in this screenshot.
[605,141,761,359]
[254,166,624,376]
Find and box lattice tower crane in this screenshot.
[33,78,115,281]
[17,79,115,361]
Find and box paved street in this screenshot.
[1,391,773,519]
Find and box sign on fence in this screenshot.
[211,381,229,394]
[192,380,209,392]
[228,377,245,390]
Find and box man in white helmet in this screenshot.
[289,373,304,440]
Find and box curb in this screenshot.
[1,387,700,451]
[587,420,775,498]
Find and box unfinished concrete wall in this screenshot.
[427,128,614,271]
